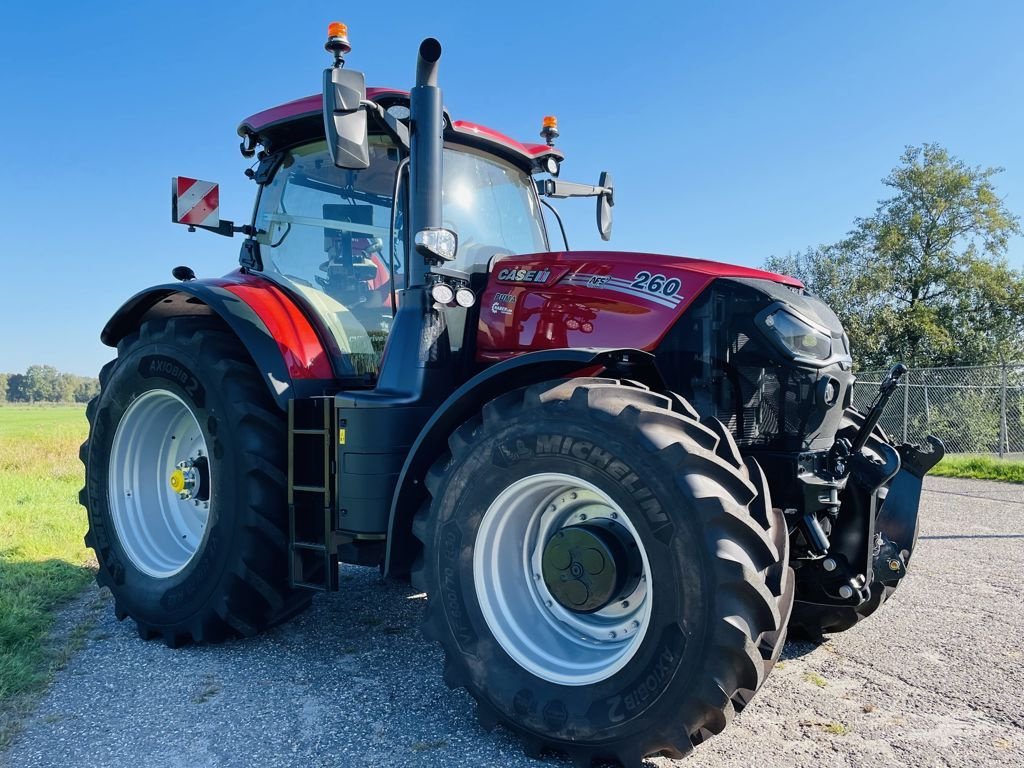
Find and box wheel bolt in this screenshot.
[621,601,629,609]
[578,513,587,521]
[608,631,616,639]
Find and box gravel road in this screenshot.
[3,476,1023,768]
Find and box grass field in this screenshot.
[932,454,1024,484]
[0,405,94,746]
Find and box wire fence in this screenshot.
[852,363,1024,456]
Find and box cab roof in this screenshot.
[237,88,563,171]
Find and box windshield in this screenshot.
[442,146,548,270]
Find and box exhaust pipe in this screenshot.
[408,38,444,289]
[415,37,441,87]
[374,37,451,401]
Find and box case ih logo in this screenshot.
[172,177,220,228]
[497,267,551,284]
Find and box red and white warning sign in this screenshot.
[172,177,220,228]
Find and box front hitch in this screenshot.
[793,367,944,617]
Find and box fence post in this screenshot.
[1000,359,1008,459]
[923,372,930,431]
[902,372,909,443]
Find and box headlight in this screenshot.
[415,227,458,261]
[764,310,832,361]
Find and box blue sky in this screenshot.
[1,1,1022,375]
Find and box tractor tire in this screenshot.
[79,316,311,646]
[411,378,784,766]
[787,409,908,640]
[697,418,794,709]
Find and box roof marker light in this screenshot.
[540,115,559,146]
[325,21,351,65]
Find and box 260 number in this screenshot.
[631,271,681,297]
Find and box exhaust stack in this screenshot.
[373,37,451,401]
[408,38,444,290]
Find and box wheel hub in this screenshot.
[542,522,642,613]
[169,456,209,501]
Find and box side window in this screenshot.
[255,139,403,378]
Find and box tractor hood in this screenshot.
[475,250,803,361]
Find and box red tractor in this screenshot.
[80,25,943,766]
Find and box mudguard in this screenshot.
[100,272,335,410]
[383,347,666,577]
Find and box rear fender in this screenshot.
[101,274,334,409]
[383,348,666,577]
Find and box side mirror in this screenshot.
[597,171,614,241]
[323,67,370,169]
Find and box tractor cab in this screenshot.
[247,131,549,374]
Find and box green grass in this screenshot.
[0,405,95,745]
[931,454,1024,484]
[803,672,828,688]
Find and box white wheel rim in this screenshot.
[108,389,212,578]
[473,472,652,686]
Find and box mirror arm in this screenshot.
[361,100,411,151]
[184,220,254,238]
[536,178,612,200]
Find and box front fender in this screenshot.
[101,273,334,409]
[383,347,666,577]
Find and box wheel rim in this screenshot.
[473,472,652,686]
[108,389,212,578]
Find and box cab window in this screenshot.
[254,139,404,378]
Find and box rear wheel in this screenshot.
[80,317,311,645]
[413,379,784,766]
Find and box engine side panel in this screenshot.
[476,252,724,359]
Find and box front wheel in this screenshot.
[80,317,311,646]
[413,379,784,766]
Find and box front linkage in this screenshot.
[789,364,944,636]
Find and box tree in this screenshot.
[767,144,1023,369]
[73,377,100,403]
[6,373,27,402]
[22,364,62,402]
[0,373,8,402]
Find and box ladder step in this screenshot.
[292,485,327,493]
[292,542,328,552]
[291,428,329,435]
